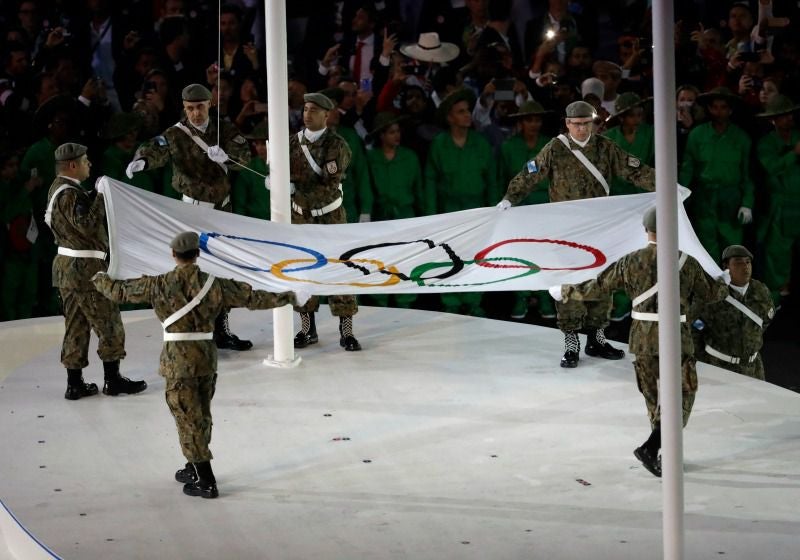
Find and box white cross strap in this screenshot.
[631,252,689,308]
[724,295,763,328]
[557,134,609,195]
[175,122,228,174]
[297,131,323,176]
[162,274,216,333]
[44,183,78,227]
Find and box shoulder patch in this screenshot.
[155,135,168,147]
[233,134,246,145]
[627,156,640,168]
[526,160,539,173]
[325,160,338,174]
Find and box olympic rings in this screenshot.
[474,238,606,271]
[199,232,326,272]
[272,258,402,288]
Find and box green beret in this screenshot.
[565,100,596,119]
[721,244,753,261]
[182,83,212,102]
[642,207,656,232]
[170,231,200,252]
[303,92,335,111]
[54,143,88,162]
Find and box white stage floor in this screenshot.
[0,307,798,560]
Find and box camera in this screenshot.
[493,78,515,101]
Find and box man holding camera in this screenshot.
[498,100,656,368]
[126,83,253,351]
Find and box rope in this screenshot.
[216,0,221,146]
[226,154,268,179]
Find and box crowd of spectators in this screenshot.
[1,0,799,326]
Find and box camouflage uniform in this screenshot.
[133,117,250,210]
[694,279,774,380]
[505,132,656,333]
[289,127,356,317]
[46,176,125,369]
[562,244,728,427]
[93,264,296,462]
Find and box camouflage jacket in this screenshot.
[93,264,297,378]
[695,279,774,360]
[562,243,728,355]
[134,117,250,207]
[46,176,108,291]
[504,133,655,203]
[289,128,352,212]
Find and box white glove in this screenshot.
[548,285,563,302]
[496,199,512,211]
[125,159,145,178]
[737,206,752,225]
[207,145,229,163]
[358,213,371,223]
[719,269,732,285]
[264,175,271,190]
[293,288,313,306]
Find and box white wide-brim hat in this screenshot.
[400,32,460,63]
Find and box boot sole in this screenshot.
[103,382,148,396]
[634,448,662,478]
[183,484,219,498]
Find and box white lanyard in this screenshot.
[557,134,610,195]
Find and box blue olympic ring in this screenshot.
[199,232,326,273]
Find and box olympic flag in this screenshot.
[98,177,720,295]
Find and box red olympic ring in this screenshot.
[474,238,606,271]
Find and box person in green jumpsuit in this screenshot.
[101,113,157,192]
[425,88,496,317]
[232,120,270,220]
[679,87,754,261]
[604,92,655,321]
[365,112,425,309]
[497,100,555,320]
[755,95,800,305]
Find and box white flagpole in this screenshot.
[264,0,300,368]
[652,0,684,558]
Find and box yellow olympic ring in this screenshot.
[271,258,402,288]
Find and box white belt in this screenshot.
[57,247,107,259]
[631,311,686,322]
[182,194,230,208]
[163,332,214,341]
[705,344,758,365]
[292,196,342,217]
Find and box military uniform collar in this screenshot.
[568,133,592,148]
[185,117,211,134]
[57,175,83,187]
[730,283,748,296]
[303,127,327,144]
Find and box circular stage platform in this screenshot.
[1,307,798,560]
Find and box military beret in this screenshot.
[565,100,596,119]
[54,143,88,161]
[642,207,656,232]
[303,92,335,111]
[182,83,212,102]
[170,231,200,252]
[721,245,753,261]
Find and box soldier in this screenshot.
[693,245,774,380]
[498,100,656,368]
[126,83,254,351]
[44,143,147,400]
[550,208,729,476]
[92,231,308,499]
[288,92,361,351]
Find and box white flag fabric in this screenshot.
[98,177,720,295]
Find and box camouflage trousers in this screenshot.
[705,353,765,381]
[291,204,357,316]
[165,374,217,463]
[556,296,611,333]
[60,288,126,369]
[633,354,698,429]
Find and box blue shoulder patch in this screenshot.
[155,135,168,147]
[526,159,539,173]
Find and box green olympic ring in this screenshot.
[409,256,541,287]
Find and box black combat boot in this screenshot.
[584,328,625,359]
[339,315,361,351]
[634,426,662,477]
[294,312,319,348]
[560,331,580,368]
[101,360,148,396]
[183,461,218,498]
[64,368,99,400]
[175,462,198,484]
[214,311,253,351]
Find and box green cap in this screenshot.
[54,143,88,162]
[318,88,345,106]
[697,86,739,105]
[756,94,800,118]
[303,92,335,111]
[170,231,200,252]
[182,83,212,102]
[367,112,407,141]
[642,207,656,232]
[436,88,476,127]
[103,112,143,140]
[565,100,596,119]
[508,100,550,118]
[721,244,753,261]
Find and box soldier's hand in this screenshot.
[207,145,229,163]
[126,159,146,178]
[293,288,313,307]
[496,199,512,211]
[737,206,753,224]
[548,285,563,302]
